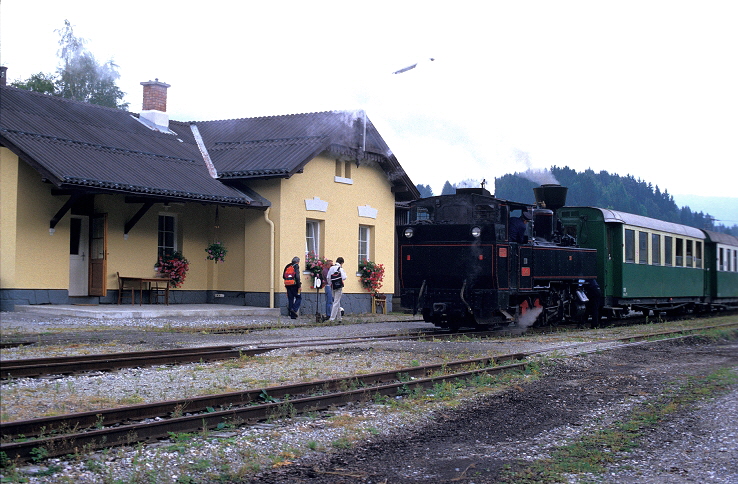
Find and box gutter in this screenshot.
[263,208,275,308]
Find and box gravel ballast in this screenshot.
[1,311,736,483]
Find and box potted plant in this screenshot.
[305,251,328,288]
[205,242,228,263]
[155,252,189,288]
[358,259,385,294]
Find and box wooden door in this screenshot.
[89,214,107,297]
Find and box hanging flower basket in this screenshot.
[358,259,385,294]
[155,252,189,288]
[205,242,228,263]
[305,251,328,288]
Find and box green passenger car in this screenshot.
[703,230,738,303]
[559,207,707,315]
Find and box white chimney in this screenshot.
[139,79,170,131]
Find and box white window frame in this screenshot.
[358,225,371,265]
[306,220,320,257]
[158,213,177,258]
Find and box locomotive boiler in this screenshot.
[397,185,598,329]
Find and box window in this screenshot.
[734,250,737,272]
[415,207,430,221]
[665,236,673,266]
[651,234,661,265]
[624,229,635,263]
[638,231,648,264]
[695,241,703,268]
[335,159,352,180]
[686,240,694,267]
[358,225,371,265]
[70,217,83,255]
[305,221,320,256]
[676,238,684,266]
[158,214,176,258]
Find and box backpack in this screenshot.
[330,268,344,290]
[283,264,297,286]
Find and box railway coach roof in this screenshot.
[584,208,705,239]
[702,230,738,246]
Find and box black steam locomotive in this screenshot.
[397,184,597,329]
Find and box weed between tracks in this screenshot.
[0,361,537,481]
[498,366,738,483]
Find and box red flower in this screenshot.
[155,252,190,288]
[358,260,384,294]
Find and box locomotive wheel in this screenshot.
[542,288,565,326]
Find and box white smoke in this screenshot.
[517,306,543,330]
[456,178,483,189]
[513,148,560,185]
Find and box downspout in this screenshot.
[263,208,275,308]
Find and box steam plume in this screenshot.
[513,148,560,185]
[517,306,543,329]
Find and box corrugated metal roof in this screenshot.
[211,136,330,178]
[192,111,420,200]
[1,86,419,204]
[0,86,264,206]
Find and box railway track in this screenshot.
[1,314,732,378]
[1,329,478,379]
[2,322,735,463]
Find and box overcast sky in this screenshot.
[2,1,736,218]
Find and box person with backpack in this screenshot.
[321,259,334,320]
[325,257,347,322]
[283,256,302,319]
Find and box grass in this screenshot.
[499,367,738,483]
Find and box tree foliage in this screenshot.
[10,20,128,110]
[441,181,456,195]
[10,72,57,94]
[415,184,434,198]
[494,166,737,236]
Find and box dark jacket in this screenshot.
[509,217,528,243]
[283,262,301,289]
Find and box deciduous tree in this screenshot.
[9,20,128,110]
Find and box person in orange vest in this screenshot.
[283,256,302,319]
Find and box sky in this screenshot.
[2,1,737,222]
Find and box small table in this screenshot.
[118,276,170,305]
[141,277,170,305]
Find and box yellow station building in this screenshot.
[0,77,418,314]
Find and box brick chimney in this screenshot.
[139,79,171,131]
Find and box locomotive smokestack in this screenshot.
[533,184,568,212]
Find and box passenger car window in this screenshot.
[625,229,635,263]
[651,234,661,265]
[639,232,648,264]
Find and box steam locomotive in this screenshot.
[397,184,738,329]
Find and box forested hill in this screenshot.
[494,166,737,236]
